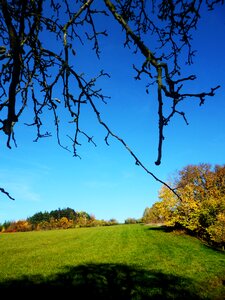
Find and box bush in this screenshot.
[125,218,137,224]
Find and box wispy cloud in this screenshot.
[0,169,41,202]
[0,153,51,175]
[11,182,41,202]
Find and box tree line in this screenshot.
[142,163,225,250]
[0,207,119,232]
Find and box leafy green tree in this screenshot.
[62,207,78,221]
[49,207,77,221]
[0,0,223,200]
[28,211,50,227]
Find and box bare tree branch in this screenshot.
[0,0,223,200]
[104,0,221,165]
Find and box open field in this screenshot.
[0,224,224,299]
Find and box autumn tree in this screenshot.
[147,164,225,247]
[0,0,223,199]
[142,202,167,224]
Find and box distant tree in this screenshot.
[0,220,12,232]
[62,207,78,221]
[3,220,32,232]
[124,217,137,224]
[49,207,77,220]
[28,211,50,227]
[0,0,223,199]
[75,211,91,226]
[142,204,164,224]
[37,220,51,230]
[108,218,118,225]
[49,209,62,220]
[58,216,73,229]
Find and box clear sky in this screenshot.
[0,4,225,224]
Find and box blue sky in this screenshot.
[0,4,225,224]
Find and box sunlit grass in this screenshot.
[0,224,224,299]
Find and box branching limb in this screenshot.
[104,0,221,165]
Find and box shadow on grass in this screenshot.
[146,225,172,232]
[0,263,202,299]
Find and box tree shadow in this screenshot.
[147,225,172,232]
[0,263,203,299]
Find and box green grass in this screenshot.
[0,224,224,299]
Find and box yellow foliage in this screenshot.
[208,213,225,244]
[148,164,225,245]
[4,220,32,232]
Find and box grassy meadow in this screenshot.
[0,224,224,299]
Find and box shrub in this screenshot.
[125,218,137,224]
